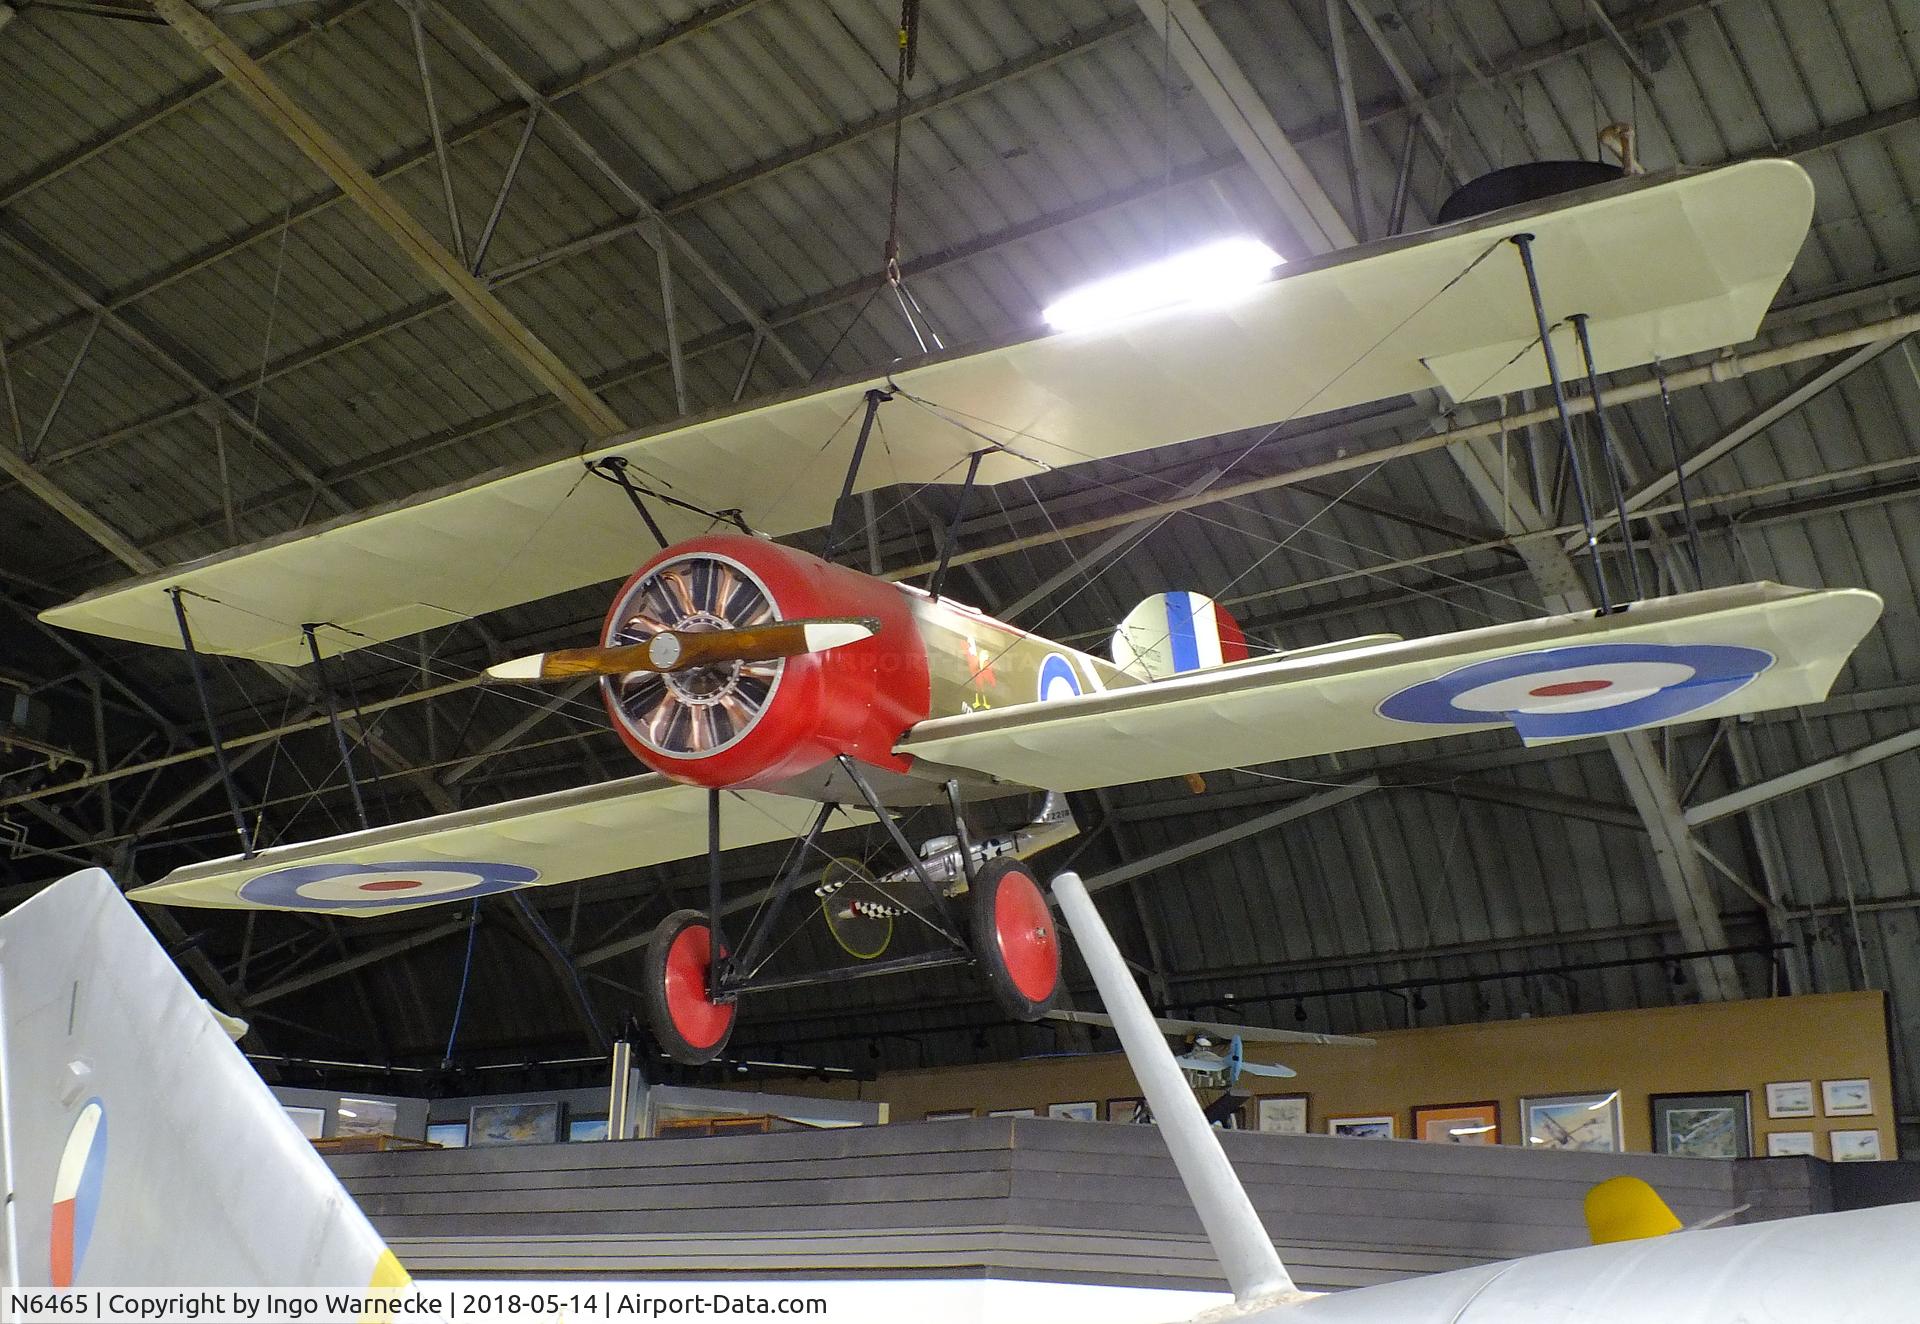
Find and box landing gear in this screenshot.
[638,773,1074,1064]
[970,858,1061,1022]
[644,909,737,1065]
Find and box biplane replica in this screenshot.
[40,158,1881,1064]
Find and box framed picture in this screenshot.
[1650,1092,1751,1159]
[987,1107,1036,1118]
[1256,1095,1308,1135]
[468,1100,562,1146]
[282,1105,325,1140]
[1822,1079,1873,1117]
[1047,1101,1099,1122]
[425,1121,468,1148]
[1107,1096,1151,1124]
[568,1116,609,1142]
[1765,1081,1815,1119]
[1522,1091,1622,1152]
[925,1109,974,1121]
[1411,1101,1499,1145]
[1831,1129,1882,1162]
[1766,1131,1816,1157]
[1327,1114,1395,1139]
[334,1097,398,1138]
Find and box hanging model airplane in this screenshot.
[36,159,1881,1064]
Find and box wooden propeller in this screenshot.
[486,617,882,682]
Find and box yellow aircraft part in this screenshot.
[1584,1175,1684,1244]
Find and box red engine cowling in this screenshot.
[599,535,931,790]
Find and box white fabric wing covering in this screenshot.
[900,584,1881,792]
[131,774,867,916]
[43,162,1811,665]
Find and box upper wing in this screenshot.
[131,774,867,915]
[901,583,1882,791]
[43,161,1811,666]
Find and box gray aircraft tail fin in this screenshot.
[1,868,409,1291]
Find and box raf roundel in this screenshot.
[51,1098,106,1288]
[1378,642,1774,741]
[1037,654,1083,704]
[235,860,541,911]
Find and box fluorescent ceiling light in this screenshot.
[1042,237,1283,332]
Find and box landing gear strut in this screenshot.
[638,776,1071,1065]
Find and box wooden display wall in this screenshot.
[784,991,1898,1161]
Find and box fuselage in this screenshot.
[597,534,1139,805]
[1269,1201,1920,1322]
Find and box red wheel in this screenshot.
[970,860,1060,1021]
[644,909,737,1065]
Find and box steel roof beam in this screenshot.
[151,0,628,440]
[1687,725,1920,828]
[1135,0,1355,255]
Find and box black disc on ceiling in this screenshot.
[1436,161,1627,226]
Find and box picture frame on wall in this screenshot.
[1765,1080,1815,1119]
[1822,1079,1874,1117]
[987,1107,1036,1118]
[568,1116,609,1142]
[1107,1096,1151,1124]
[1831,1129,1883,1162]
[1650,1092,1752,1159]
[334,1097,398,1139]
[282,1105,325,1140]
[1522,1091,1622,1152]
[1256,1095,1308,1135]
[468,1100,563,1147]
[925,1109,974,1121]
[1047,1101,1099,1122]
[1327,1114,1395,1139]
[1410,1101,1500,1145]
[425,1121,468,1149]
[1766,1131,1816,1157]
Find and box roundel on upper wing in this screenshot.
[1378,642,1773,739]
[235,860,541,911]
[51,1098,106,1287]
[1037,654,1082,704]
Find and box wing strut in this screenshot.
[169,587,256,859]
[822,387,892,562]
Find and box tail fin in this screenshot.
[1111,591,1248,679]
[2,868,409,1290]
[1584,1175,1684,1244]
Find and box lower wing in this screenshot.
[901,582,1881,791]
[130,774,867,916]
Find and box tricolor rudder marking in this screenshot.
[235,860,541,910]
[1378,642,1773,740]
[51,1098,105,1287]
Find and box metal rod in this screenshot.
[1052,870,1297,1305]
[943,780,978,890]
[589,457,670,550]
[1510,234,1613,612]
[1324,0,1367,242]
[835,755,962,944]
[725,949,973,997]
[1653,359,1707,587]
[732,329,765,403]
[1570,313,1647,601]
[29,313,100,461]
[169,588,255,858]
[470,105,538,276]
[407,0,466,267]
[657,234,687,414]
[0,321,25,455]
[726,801,837,982]
[301,624,371,832]
[822,388,888,562]
[928,448,986,602]
[707,787,727,1000]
